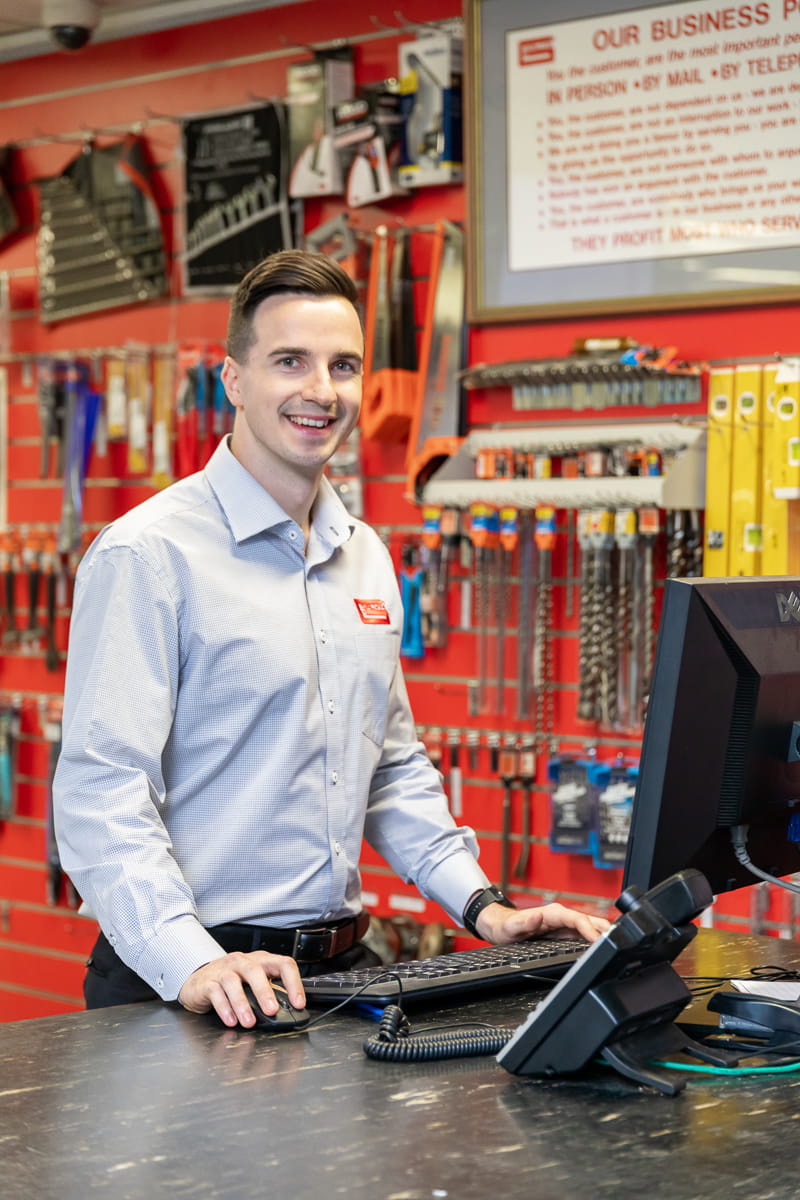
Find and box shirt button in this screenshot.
[334,841,342,856]
[156,976,164,990]
[328,699,335,713]
[331,770,339,784]
[289,529,297,540]
[320,631,328,644]
[108,933,117,946]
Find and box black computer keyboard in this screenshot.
[303,938,588,1006]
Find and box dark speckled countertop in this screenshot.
[2,929,800,1200]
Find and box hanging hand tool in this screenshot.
[41,697,68,906]
[105,355,127,441]
[400,543,425,659]
[576,509,597,722]
[590,507,618,728]
[513,739,536,880]
[405,220,465,500]
[42,531,60,672]
[496,506,518,717]
[36,358,63,477]
[211,358,229,438]
[422,725,443,775]
[58,361,98,554]
[638,505,661,719]
[468,502,499,716]
[152,350,176,490]
[175,343,211,478]
[1,529,20,648]
[362,225,418,442]
[420,505,445,649]
[614,508,638,731]
[515,510,536,722]
[498,740,519,895]
[20,527,45,649]
[466,729,480,772]
[304,212,359,278]
[126,350,150,475]
[434,507,460,650]
[0,700,18,822]
[446,729,463,817]
[533,505,556,742]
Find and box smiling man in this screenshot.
[53,250,609,1031]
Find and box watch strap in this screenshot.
[463,885,515,939]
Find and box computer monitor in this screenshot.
[622,575,800,897]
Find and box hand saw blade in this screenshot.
[368,225,392,373]
[411,221,464,455]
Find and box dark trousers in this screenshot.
[83,931,381,1010]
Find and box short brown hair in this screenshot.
[226,249,360,362]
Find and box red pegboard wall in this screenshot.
[2,0,800,1022]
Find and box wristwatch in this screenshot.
[463,885,516,939]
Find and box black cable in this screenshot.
[362,1004,514,1062]
[302,970,406,1029]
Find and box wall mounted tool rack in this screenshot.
[417,421,707,512]
[461,357,704,411]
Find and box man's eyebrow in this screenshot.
[267,347,362,362]
[268,346,308,358]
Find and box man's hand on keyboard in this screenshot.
[475,901,611,946]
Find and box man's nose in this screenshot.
[304,364,337,402]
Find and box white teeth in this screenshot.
[289,416,330,428]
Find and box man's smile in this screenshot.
[286,414,334,429]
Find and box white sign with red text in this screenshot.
[506,0,800,269]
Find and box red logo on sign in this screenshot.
[518,36,555,66]
[354,598,391,624]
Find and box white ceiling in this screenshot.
[0,0,306,61]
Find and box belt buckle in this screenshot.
[292,925,335,962]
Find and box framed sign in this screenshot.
[466,0,800,322]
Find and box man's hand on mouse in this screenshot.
[476,901,611,946]
[178,951,307,1028]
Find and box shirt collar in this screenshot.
[204,436,355,548]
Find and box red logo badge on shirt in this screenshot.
[354,598,391,624]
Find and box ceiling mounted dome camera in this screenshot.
[42,0,100,51]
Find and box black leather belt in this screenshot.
[208,911,370,963]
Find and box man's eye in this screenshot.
[333,360,359,374]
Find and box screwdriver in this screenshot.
[496,506,518,716]
[498,740,519,895]
[514,740,536,880]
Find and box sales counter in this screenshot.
[2,928,800,1200]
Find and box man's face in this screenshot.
[223,291,364,488]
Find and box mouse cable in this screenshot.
[302,970,407,1030]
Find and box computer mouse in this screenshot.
[708,990,800,1038]
[242,983,310,1032]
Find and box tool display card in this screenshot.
[183,102,291,292]
[333,83,407,208]
[38,136,168,322]
[398,32,463,187]
[287,50,353,198]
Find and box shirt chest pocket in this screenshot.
[354,629,400,746]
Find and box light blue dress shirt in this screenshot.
[54,438,489,1000]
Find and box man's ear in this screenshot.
[221,356,242,410]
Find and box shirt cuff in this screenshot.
[419,851,491,927]
[131,916,229,1001]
